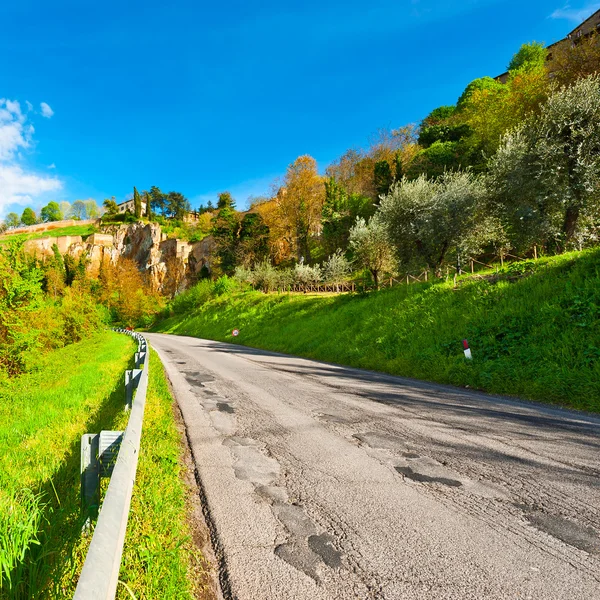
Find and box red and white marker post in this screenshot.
[463,339,472,360]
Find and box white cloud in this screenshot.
[0,99,62,215]
[47,163,56,169]
[40,102,54,118]
[550,3,600,22]
[25,100,33,112]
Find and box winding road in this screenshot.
[146,333,600,600]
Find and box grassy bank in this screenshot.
[0,334,209,599]
[0,224,97,244]
[154,249,600,412]
[0,331,134,598]
[116,349,212,599]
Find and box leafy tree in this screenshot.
[5,213,20,228]
[349,217,394,289]
[149,186,167,216]
[71,200,87,220]
[548,30,600,87]
[277,155,325,262]
[457,77,506,110]
[166,191,191,219]
[40,201,62,222]
[21,208,37,226]
[133,187,142,219]
[378,172,491,275]
[322,249,351,286]
[508,42,547,72]
[103,198,118,215]
[374,160,393,200]
[211,192,240,274]
[84,199,100,219]
[422,105,457,127]
[489,75,600,250]
[59,201,72,219]
[237,212,270,267]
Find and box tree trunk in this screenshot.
[561,205,580,248]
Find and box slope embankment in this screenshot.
[153,249,600,412]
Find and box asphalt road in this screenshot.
[146,333,600,600]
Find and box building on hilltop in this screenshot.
[496,9,600,83]
[116,198,147,215]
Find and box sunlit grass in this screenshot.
[0,331,133,599]
[0,224,97,244]
[154,249,600,412]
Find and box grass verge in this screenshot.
[0,331,134,599]
[116,348,212,599]
[153,249,600,412]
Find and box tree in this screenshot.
[21,208,37,226]
[237,212,270,267]
[144,191,152,219]
[40,201,62,222]
[5,213,20,228]
[148,186,167,216]
[548,30,600,87]
[349,217,394,289]
[103,198,118,215]
[84,199,99,219]
[508,42,547,72]
[211,192,240,274]
[489,75,600,250]
[322,249,351,287]
[71,200,87,220]
[133,187,142,219]
[374,160,393,200]
[457,77,506,110]
[277,155,325,262]
[166,191,191,219]
[378,172,491,275]
[59,201,72,219]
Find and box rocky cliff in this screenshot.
[24,222,214,294]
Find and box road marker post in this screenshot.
[463,339,472,360]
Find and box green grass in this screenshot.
[0,334,209,599]
[0,331,134,598]
[154,249,600,412]
[0,224,97,244]
[116,349,211,599]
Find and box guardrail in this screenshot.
[74,329,149,600]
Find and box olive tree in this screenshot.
[349,217,394,289]
[377,172,491,276]
[489,75,600,250]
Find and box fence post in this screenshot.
[471,260,474,273]
[533,245,538,260]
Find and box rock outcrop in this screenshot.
[23,222,214,294]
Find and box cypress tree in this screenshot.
[133,186,142,219]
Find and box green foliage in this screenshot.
[118,350,209,598]
[379,172,494,273]
[418,123,473,148]
[508,42,547,72]
[20,208,37,226]
[349,216,394,288]
[238,212,270,266]
[211,193,240,274]
[422,105,457,126]
[373,160,393,199]
[5,213,20,228]
[103,198,118,215]
[40,202,62,223]
[457,77,506,110]
[0,332,133,597]
[154,249,600,412]
[133,186,142,219]
[489,75,600,250]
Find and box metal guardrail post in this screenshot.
[124,369,142,410]
[75,331,150,600]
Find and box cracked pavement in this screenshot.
[146,333,600,600]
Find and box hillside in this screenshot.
[153,249,600,412]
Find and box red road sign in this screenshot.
[232,329,240,337]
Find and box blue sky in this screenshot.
[0,0,598,217]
